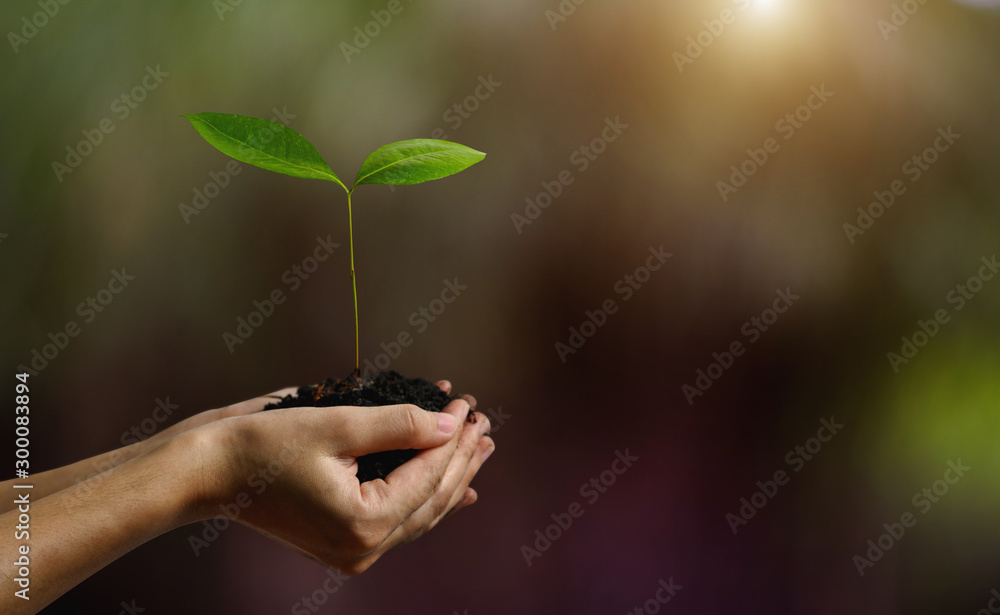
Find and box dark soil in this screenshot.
[263,370,458,483]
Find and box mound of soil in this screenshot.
[263,370,458,483]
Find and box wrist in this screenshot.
[162,422,239,525]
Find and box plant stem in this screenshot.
[347,190,360,379]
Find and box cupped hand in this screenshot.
[193,393,494,574]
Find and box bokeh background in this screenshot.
[3,0,1000,613]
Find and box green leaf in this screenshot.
[353,139,486,189]
[183,113,345,189]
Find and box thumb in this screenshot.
[335,404,460,456]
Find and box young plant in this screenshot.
[184,112,485,380]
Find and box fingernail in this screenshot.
[477,416,492,436]
[480,443,495,463]
[438,413,457,434]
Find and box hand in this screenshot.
[193,392,495,574]
[143,379,458,451]
[132,386,299,451]
[0,382,494,614]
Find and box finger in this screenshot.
[364,488,479,571]
[461,487,479,508]
[458,393,477,412]
[413,428,492,537]
[149,386,300,444]
[335,403,463,457]
[436,380,452,395]
[221,387,299,418]
[360,399,470,520]
[431,423,490,520]
[328,412,482,574]
[440,436,493,516]
[445,488,478,519]
[386,414,490,545]
[411,439,490,537]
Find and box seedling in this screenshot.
[184,113,485,381]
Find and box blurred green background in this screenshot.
[2,0,1000,613]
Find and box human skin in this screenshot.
[0,381,494,614]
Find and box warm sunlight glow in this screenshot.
[752,0,782,13]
